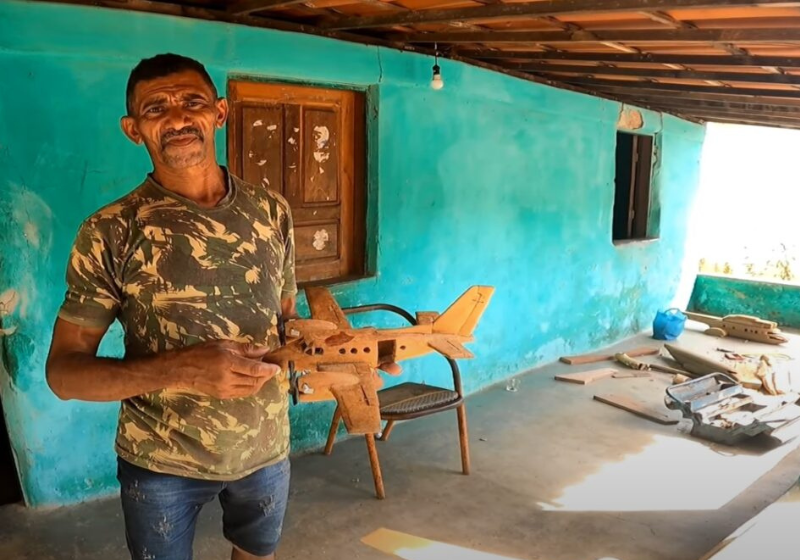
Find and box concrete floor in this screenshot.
[4,325,800,560]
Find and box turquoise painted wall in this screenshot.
[0,0,706,507]
[690,274,800,328]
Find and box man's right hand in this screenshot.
[170,341,281,400]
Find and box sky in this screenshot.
[688,122,800,283]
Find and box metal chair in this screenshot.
[322,302,471,499]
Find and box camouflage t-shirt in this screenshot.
[58,169,297,480]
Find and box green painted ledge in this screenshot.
[689,274,800,328]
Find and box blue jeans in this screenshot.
[117,457,291,560]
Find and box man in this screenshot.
[46,53,295,560]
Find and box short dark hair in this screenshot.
[126,53,218,115]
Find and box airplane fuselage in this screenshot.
[267,323,472,372]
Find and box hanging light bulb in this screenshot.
[431,44,444,90]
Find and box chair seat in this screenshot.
[378,382,462,419]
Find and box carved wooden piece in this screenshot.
[614,353,690,376]
[560,346,660,365]
[685,311,788,345]
[365,434,385,499]
[664,344,738,377]
[324,407,342,456]
[555,368,618,385]
[266,285,494,437]
[329,365,382,434]
[457,404,471,475]
[594,393,680,425]
[379,420,396,442]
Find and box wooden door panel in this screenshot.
[302,108,340,204]
[228,81,365,285]
[295,222,340,261]
[283,104,303,207]
[291,206,340,224]
[241,104,284,193]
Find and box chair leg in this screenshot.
[324,407,342,456]
[379,420,396,442]
[457,404,471,475]
[365,434,385,499]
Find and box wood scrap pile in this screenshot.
[664,344,800,397]
[555,344,685,425]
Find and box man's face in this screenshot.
[121,70,228,169]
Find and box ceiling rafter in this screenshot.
[39,0,800,129]
[319,0,800,30]
[601,98,800,115]
[563,78,800,99]
[388,28,800,44]
[518,65,800,86]
[457,51,800,68]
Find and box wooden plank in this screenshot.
[521,65,800,86]
[666,110,800,126]
[563,79,800,99]
[228,0,309,15]
[560,346,660,365]
[458,52,800,68]
[321,0,800,30]
[390,29,800,45]
[609,97,800,114]
[594,393,680,425]
[612,371,651,379]
[643,111,800,127]
[699,116,800,129]
[555,368,618,385]
[589,87,800,106]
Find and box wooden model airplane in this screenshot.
[684,311,788,345]
[265,286,495,436]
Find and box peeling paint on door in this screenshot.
[312,229,329,251]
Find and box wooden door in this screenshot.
[228,81,366,285]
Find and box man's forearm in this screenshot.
[47,351,182,402]
[281,296,298,319]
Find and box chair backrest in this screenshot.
[341,303,464,397]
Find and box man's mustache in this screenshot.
[161,127,204,148]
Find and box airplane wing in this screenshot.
[305,286,351,329]
[323,363,382,435]
[428,338,474,360]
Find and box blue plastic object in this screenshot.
[653,308,687,341]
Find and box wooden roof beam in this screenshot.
[697,117,800,129]
[457,52,800,68]
[390,29,800,44]
[611,96,800,114]
[563,78,800,99]
[536,15,642,55]
[320,0,800,31]
[519,64,800,86]
[691,113,800,128]
[640,10,695,29]
[610,99,800,116]
[596,90,800,107]
[228,0,308,15]
[609,95,800,111]
[686,109,800,121]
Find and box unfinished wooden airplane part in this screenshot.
[685,311,788,345]
[266,285,495,436]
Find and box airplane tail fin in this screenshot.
[432,286,494,337]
